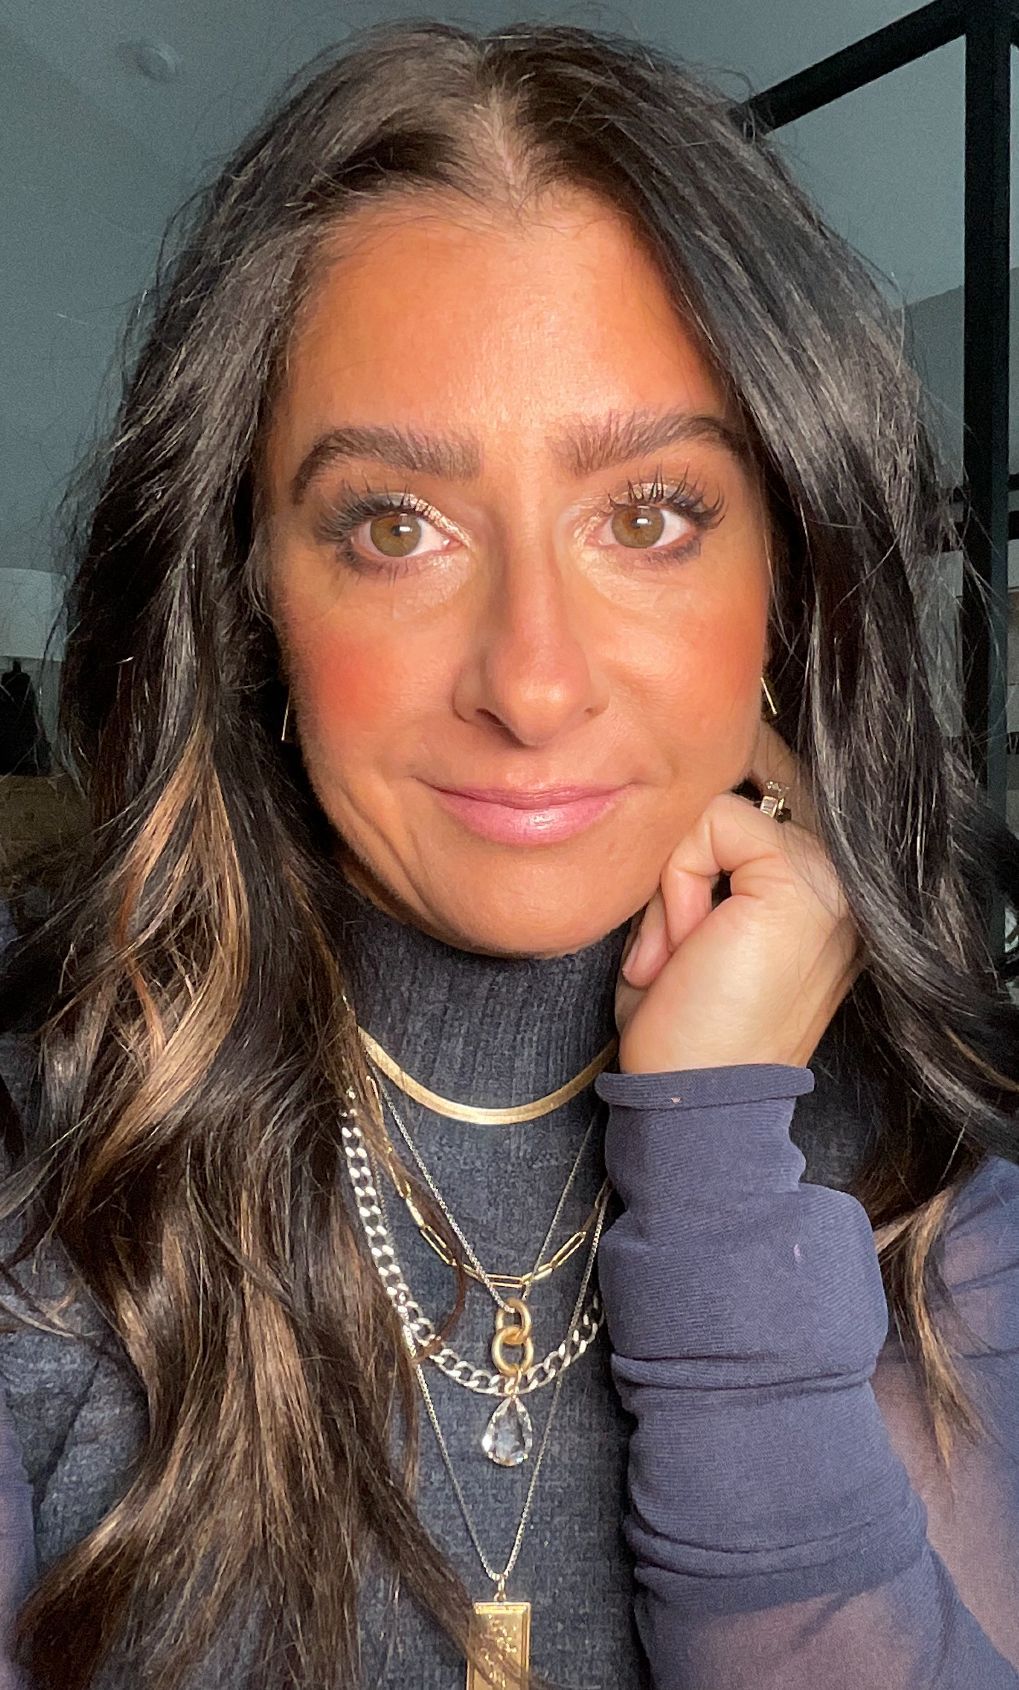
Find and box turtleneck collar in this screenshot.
[327,864,633,1109]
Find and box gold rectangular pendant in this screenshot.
[466,1599,531,1690]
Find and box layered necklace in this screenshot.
[340,1021,619,1689]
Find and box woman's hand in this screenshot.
[615,720,864,1074]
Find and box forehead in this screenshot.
[265,190,734,487]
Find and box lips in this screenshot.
[429,783,627,845]
[435,785,620,807]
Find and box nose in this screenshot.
[451,534,609,747]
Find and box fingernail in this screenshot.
[622,927,647,981]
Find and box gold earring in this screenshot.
[760,673,779,718]
[280,690,298,744]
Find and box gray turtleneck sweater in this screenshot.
[1,874,1019,1687]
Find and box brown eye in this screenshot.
[368,512,423,557]
[609,505,668,549]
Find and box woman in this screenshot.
[1,16,1018,1690]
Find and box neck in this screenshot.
[326,858,631,1108]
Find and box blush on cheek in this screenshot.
[692,617,762,711]
[298,636,399,740]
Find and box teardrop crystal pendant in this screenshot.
[482,1394,533,1466]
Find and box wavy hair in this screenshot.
[3,16,1019,1689]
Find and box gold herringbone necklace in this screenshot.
[356,1025,619,1123]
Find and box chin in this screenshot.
[335,833,638,957]
[425,886,628,961]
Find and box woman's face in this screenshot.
[260,189,773,958]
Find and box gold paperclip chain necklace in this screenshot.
[370,1076,611,1292]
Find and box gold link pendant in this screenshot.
[467,1599,531,1690]
[490,1298,535,1376]
[484,1300,535,1467]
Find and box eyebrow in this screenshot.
[288,406,753,504]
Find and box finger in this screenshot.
[621,887,670,987]
[660,846,718,954]
[662,791,843,948]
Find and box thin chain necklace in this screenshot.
[368,1069,599,1314]
[368,1068,610,1291]
[366,1066,607,1466]
[414,1185,610,1690]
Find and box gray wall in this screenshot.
[0,2,1012,752]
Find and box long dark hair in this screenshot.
[4,16,1019,1689]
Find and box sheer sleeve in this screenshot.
[593,1062,1019,1689]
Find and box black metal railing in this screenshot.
[742,0,1015,823]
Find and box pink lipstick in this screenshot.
[429,784,626,845]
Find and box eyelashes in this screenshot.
[312,464,726,580]
[313,483,452,577]
[606,468,726,543]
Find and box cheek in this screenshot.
[655,610,764,743]
[700,618,762,704]
[294,630,405,751]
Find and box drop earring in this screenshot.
[760,673,779,719]
[280,689,298,744]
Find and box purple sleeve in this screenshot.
[593,1062,1019,1688]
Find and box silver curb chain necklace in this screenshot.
[369,1065,604,1465]
[339,1109,607,1398]
[343,1070,611,1463]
